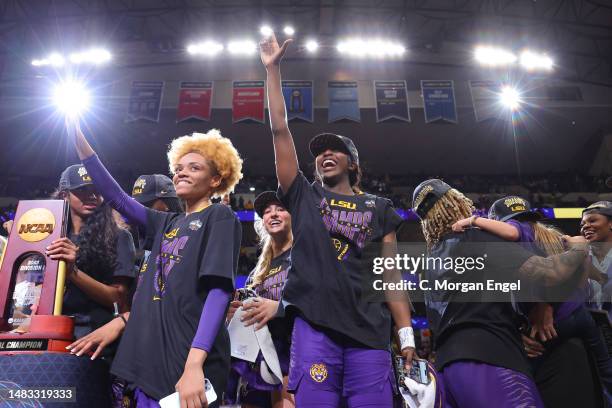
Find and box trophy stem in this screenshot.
[53,261,66,316]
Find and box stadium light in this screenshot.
[305,40,319,53]
[69,48,112,65]
[499,86,521,111]
[474,46,517,67]
[520,50,553,71]
[337,39,405,58]
[283,26,295,36]
[186,41,224,56]
[228,40,257,56]
[53,80,90,118]
[260,25,273,37]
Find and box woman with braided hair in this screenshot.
[412,179,589,408]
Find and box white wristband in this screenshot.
[398,327,415,350]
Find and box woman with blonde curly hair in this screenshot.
[67,121,243,408]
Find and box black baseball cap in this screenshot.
[309,133,359,166]
[582,201,612,217]
[412,179,452,219]
[254,191,283,218]
[132,174,177,204]
[58,164,93,191]
[488,196,541,222]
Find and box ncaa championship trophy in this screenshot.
[0,200,73,353]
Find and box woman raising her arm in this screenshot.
[67,123,243,408]
[260,33,414,407]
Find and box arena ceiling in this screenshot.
[0,1,610,180]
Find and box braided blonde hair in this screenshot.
[421,189,474,248]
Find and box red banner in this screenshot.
[232,80,265,123]
[177,81,213,122]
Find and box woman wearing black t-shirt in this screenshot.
[227,191,294,408]
[67,123,243,408]
[260,33,415,407]
[412,178,589,407]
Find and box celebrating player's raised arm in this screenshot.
[260,33,298,193]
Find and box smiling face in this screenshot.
[580,212,612,242]
[66,185,102,219]
[315,149,354,186]
[172,152,221,201]
[262,203,291,238]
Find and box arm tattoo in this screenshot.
[519,248,586,285]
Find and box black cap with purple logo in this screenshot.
[412,179,452,219]
[59,164,93,191]
[254,191,283,218]
[132,174,177,204]
[309,133,359,166]
[488,196,541,222]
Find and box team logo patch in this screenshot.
[310,363,328,383]
[189,219,203,231]
[365,199,376,208]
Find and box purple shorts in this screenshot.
[439,361,544,408]
[288,316,394,406]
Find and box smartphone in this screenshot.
[395,356,430,387]
[159,378,217,408]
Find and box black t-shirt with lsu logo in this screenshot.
[278,172,403,349]
[246,249,291,342]
[111,204,241,400]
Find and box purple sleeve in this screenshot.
[82,154,148,227]
[191,288,231,352]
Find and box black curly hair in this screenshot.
[53,190,119,280]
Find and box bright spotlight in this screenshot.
[337,39,405,58]
[69,48,111,64]
[305,40,319,53]
[228,40,257,56]
[283,26,295,36]
[499,86,521,111]
[48,53,66,67]
[186,41,224,56]
[53,80,90,117]
[520,50,553,71]
[260,25,273,37]
[474,46,517,67]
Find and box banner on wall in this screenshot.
[282,80,314,122]
[126,81,164,122]
[374,80,410,122]
[327,81,360,123]
[421,80,458,124]
[177,81,213,122]
[469,80,502,122]
[232,81,265,123]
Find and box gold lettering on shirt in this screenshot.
[330,199,356,210]
[164,228,180,239]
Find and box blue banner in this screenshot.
[126,81,164,122]
[469,80,501,122]
[328,81,360,123]
[282,80,314,122]
[421,80,458,123]
[374,80,410,122]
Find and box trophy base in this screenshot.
[0,315,74,354]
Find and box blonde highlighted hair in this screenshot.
[421,189,474,248]
[530,221,565,256]
[249,219,275,287]
[167,129,243,197]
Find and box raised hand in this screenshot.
[259,32,292,69]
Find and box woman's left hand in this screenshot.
[401,346,416,370]
[175,364,207,408]
[241,298,279,330]
[46,238,78,277]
